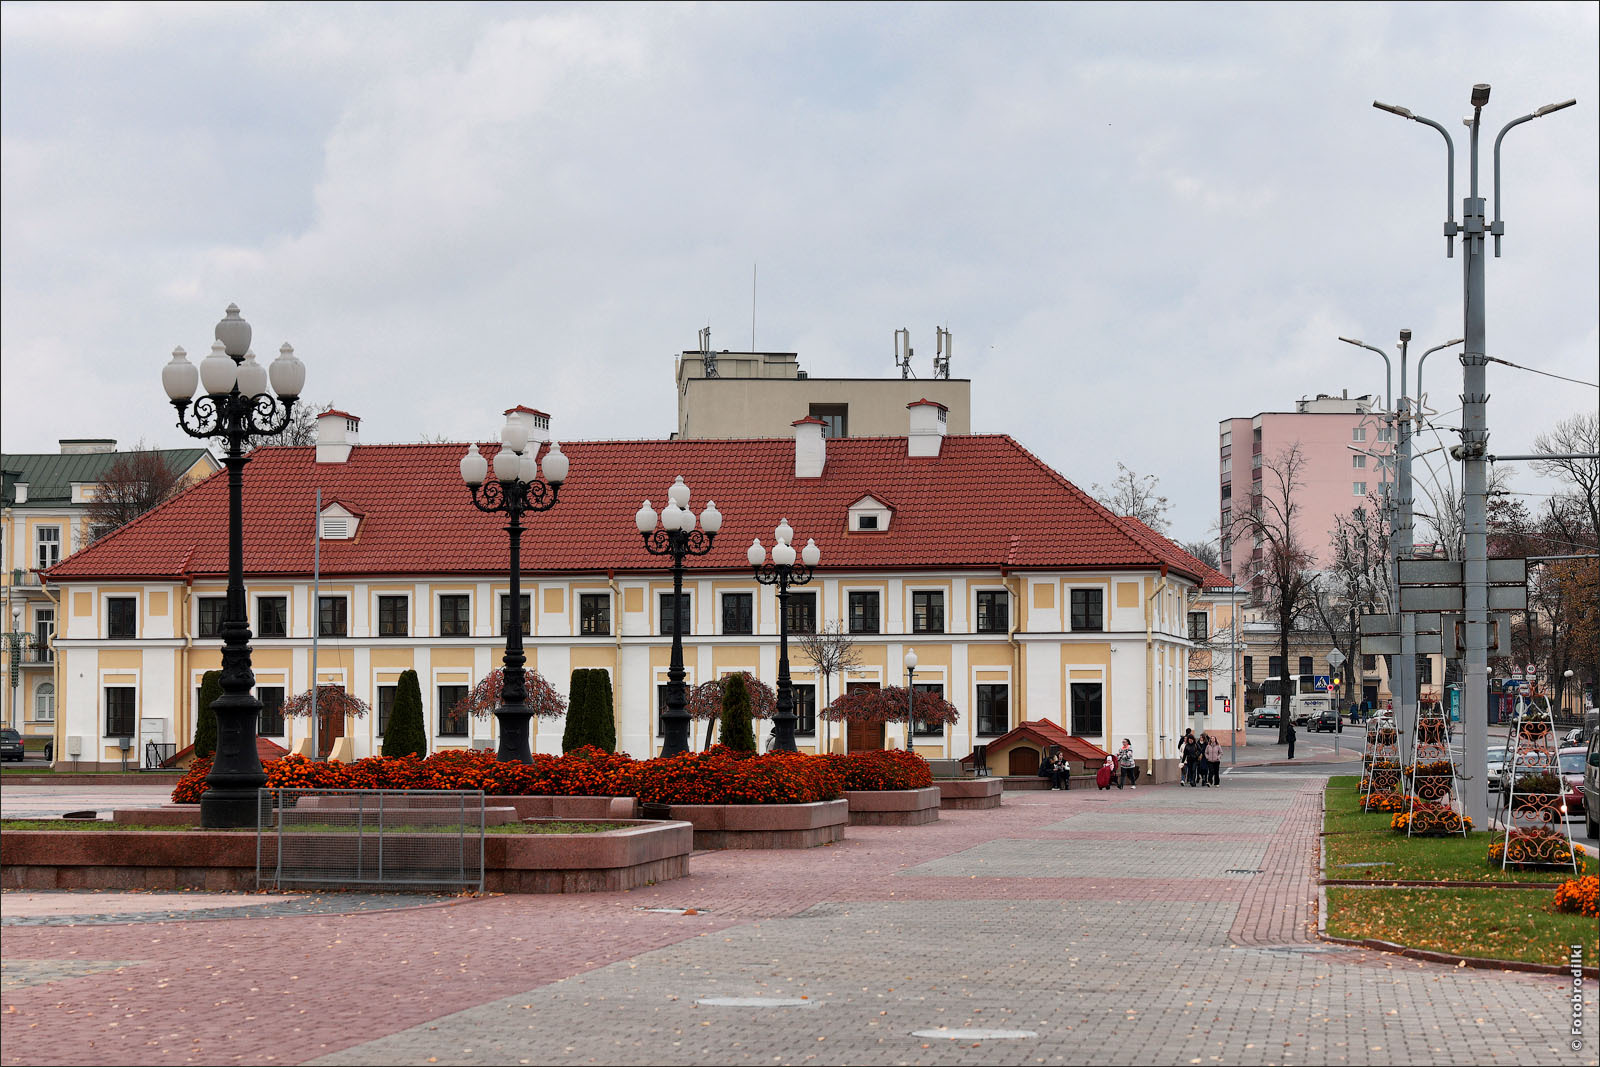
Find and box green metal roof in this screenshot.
[1,449,215,506]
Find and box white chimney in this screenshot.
[59,439,117,455]
[907,399,948,457]
[13,483,27,504]
[503,405,551,445]
[315,410,360,463]
[792,416,826,478]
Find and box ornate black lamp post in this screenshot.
[636,478,722,757]
[747,519,820,753]
[459,413,568,763]
[162,305,304,827]
[904,647,918,750]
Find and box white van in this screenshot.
[1289,693,1333,726]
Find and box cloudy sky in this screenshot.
[3,1,1595,545]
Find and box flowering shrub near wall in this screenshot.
[172,745,930,806]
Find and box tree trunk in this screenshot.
[1278,601,1293,745]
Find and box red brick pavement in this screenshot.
[1,780,1327,1066]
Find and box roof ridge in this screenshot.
[42,460,229,581]
[996,435,1168,567]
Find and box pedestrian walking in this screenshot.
[1286,720,1297,760]
[1204,734,1222,786]
[1117,738,1138,788]
[1179,729,1199,785]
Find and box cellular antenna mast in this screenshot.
[698,326,717,378]
[893,327,915,379]
[934,327,952,379]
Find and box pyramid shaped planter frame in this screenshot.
[1497,700,1580,873]
[1360,715,1404,813]
[1402,705,1466,837]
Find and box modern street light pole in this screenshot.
[459,413,568,763]
[903,648,918,750]
[1374,84,1576,828]
[637,479,722,757]
[164,305,305,828]
[747,520,819,753]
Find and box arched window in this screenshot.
[33,681,55,722]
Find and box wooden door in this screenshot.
[317,690,345,757]
[1008,747,1040,776]
[845,682,884,751]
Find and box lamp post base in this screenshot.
[200,786,264,829]
[494,707,535,763]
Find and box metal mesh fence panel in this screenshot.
[257,789,485,892]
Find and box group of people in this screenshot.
[1095,739,1139,790]
[1177,729,1223,786]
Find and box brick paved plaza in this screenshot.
[2,772,1591,1066]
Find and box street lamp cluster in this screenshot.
[638,479,723,756]
[749,520,820,753]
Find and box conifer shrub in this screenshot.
[194,670,221,759]
[719,673,757,753]
[382,669,427,758]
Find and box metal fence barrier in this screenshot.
[145,741,176,769]
[257,788,485,892]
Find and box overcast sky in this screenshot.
[3,1,1596,546]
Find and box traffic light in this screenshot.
[1222,698,1232,717]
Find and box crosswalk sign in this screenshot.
[1313,675,1331,692]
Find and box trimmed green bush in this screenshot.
[382,669,427,758]
[719,673,757,753]
[563,669,616,753]
[194,670,221,758]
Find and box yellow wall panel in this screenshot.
[543,588,564,614]
[1063,643,1112,667]
[370,648,415,669]
[712,646,759,673]
[149,591,169,617]
[1032,583,1055,609]
[625,587,644,614]
[73,592,92,617]
[1117,581,1141,609]
[98,650,143,670]
[571,648,617,670]
[431,649,475,670]
[968,643,1012,667]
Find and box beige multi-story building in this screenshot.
[676,349,970,439]
[2,440,217,741]
[41,408,1215,779]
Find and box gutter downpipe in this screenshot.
[1146,565,1168,779]
[608,570,622,750]
[1004,568,1023,754]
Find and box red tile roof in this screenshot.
[44,435,1209,583]
[1116,515,1232,589]
[958,720,1110,765]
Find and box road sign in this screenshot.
[1313,675,1331,692]
[1438,612,1513,657]
[1395,557,1527,586]
[1398,584,1528,612]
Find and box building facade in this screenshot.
[43,410,1210,778]
[2,440,217,739]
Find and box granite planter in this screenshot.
[935,778,1004,809]
[660,798,848,849]
[845,787,942,826]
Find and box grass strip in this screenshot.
[1325,886,1598,967]
[1324,829,1574,884]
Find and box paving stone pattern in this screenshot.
[1,775,1589,1066]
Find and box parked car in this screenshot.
[1583,731,1600,840]
[1558,747,1587,822]
[1307,709,1343,733]
[0,728,23,762]
[1485,746,1510,792]
[1250,709,1282,729]
[1560,726,1585,749]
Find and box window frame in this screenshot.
[106,596,138,639]
[784,590,817,636]
[376,685,398,737]
[1187,611,1208,641]
[499,594,532,638]
[912,682,945,736]
[437,594,472,638]
[376,595,410,638]
[32,680,55,723]
[1187,679,1208,717]
[847,590,880,635]
[35,525,61,571]
[437,684,469,737]
[974,590,1009,634]
[659,593,692,636]
[976,683,1009,736]
[579,593,611,636]
[911,590,945,635]
[104,685,136,738]
[792,683,817,736]
[197,596,228,638]
[317,595,348,638]
[720,591,754,636]
[1068,587,1104,632]
[257,685,286,736]
[1070,680,1104,737]
[256,595,288,639]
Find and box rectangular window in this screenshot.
[499,594,532,637]
[256,596,288,638]
[976,683,1008,735]
[1298,655,1313,679]
[376,685,397,736]
[1352,454,1366,469]
[1352,426,1366,442]
[33,609,54,660]
[1220,430,1231,447]
[437,685,469,737]
[1362,654,1376,672]
[1069,588,1104,631]
[258,686,286,736]
[809,403,848,439]
[1220,456,1231,475]
[911,591,944,634]
[1188,679,1208,716]
[1376,426,1394,442]
[793,685,817,736]
[1353,481,1367,496]
[318,596,348,637]
[106,597,137,639]
[784,591,816,635]
[1416,655,1433,685]
[197,596,228,638]
[438,594,471,637]
[913,682,945,736]
[656,684,671,737]
[1187,611,1207,641]
[975,591,1008,634]
[1268,655,1284,682]
[721,592,754,635]
[35,526,61,571]
[660,594,691,636]
[857,514,879,530]
[579,593,611,636]
[1243,655,1254,682]
[104,686,135,737]
[1069,682,1103,736]
[848,591,880,634]
[377,595,409,637]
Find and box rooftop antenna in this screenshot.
[893,327,915,379]
[934,326,952,379]
[698,326,717,378]
[751,263,757,352]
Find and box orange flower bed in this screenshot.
[170,746,926,806]
[1361,792,1410,813]
[1390,802,1471,835]
[1551,875,1600,918]
[1489,829,1588,872]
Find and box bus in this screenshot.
[1262,676,1333,725]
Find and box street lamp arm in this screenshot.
[1338,337,1392,412]
[173,395,223,439]
[1414,338,1465,414]
[1492,101,1576,256]
[245,393,296,436]
[751,560,815,588]
[1375,103,1458,255]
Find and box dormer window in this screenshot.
[318,502,360,541]
[848,494,892,533]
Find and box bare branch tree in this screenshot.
[1229,443,1318,742]
[1179,539,1220,569]
[1091,462,1170,534]
[795,621,864,751]
[84,444,187,539]
[1533,410,1599,542]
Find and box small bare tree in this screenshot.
[1230,443,1319,743]
[84,445,187,539]
[795,621,864,751]
[1092,462,1170,534]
